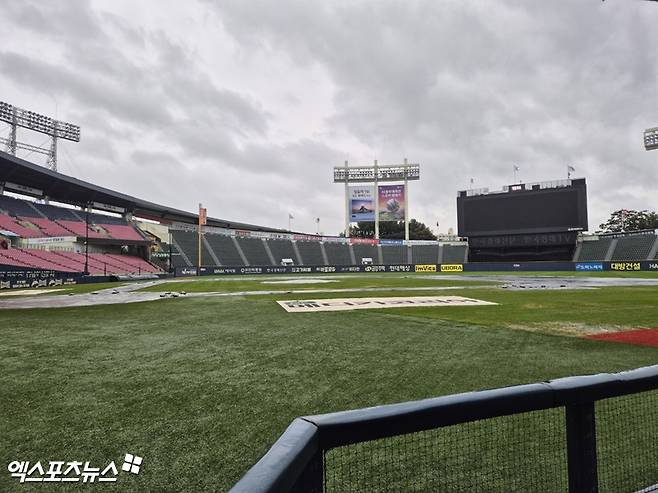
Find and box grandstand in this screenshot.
[2,149,658,281]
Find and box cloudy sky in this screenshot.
[1,0,657,235]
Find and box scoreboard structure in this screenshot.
[457,178,588,262]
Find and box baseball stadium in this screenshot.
[3,2,658,492]
[0,114,658,492]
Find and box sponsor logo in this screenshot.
[364,265,386,272]
[291,267,312,273]
[239,267,263,274]
[388,265,412,272]
[314,266,336,273]
[440,264,463,272]
[415,264,437,273]
[610,262,641,271]
[575,263,604,271]
[649,263,658,270]
[278,296,497,313]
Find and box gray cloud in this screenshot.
[1,0,657,234]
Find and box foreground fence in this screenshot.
[230,366,658,493]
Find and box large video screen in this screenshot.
[457,180,588,237]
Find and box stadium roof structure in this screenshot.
[0,151,287,232]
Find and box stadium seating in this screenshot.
[0,195,39,217]
[323,242,352,265]
[352,244,378,264]
[381,245,407,264]
[171,230,220,266]
[0,195,145,241]
[610,235,656,261]
[411,244,438,264]
[442,244,467,263]
[0,248,162,275]
[0,215,42,238]
[267,239,298,265]
[24,217,75,237]
[98,224,145,241]
[235,237,272,266]
[578,238,613,261]
[31,202,81,220]
[295,240,324,265]
[205,234,245,266]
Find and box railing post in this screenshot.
[566,402,598,493]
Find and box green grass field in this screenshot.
[1,272,658,491]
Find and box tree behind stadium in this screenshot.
[599,209,658,233]
[348,219,437,240]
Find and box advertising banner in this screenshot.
[415,264,437,273]
[378,184,405,222]
[440,264,464,272]
[575,262,604,271]
[349,186,375,221]
[350,238,379,245]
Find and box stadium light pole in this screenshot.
[0,100,80,171]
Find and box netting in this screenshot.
[323,408,567,493]
[597,390,658,493]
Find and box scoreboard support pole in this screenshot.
[344,161,350,238]
[374,160,379,240]
[404,158,409,242]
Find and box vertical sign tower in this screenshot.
[334,160,420,240]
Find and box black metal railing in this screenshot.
[230,365,658,493]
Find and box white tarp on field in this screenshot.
[277,295,497,313]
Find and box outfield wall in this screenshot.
[174,260,658,277]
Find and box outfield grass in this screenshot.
[1,274,658,491]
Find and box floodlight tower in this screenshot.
[644,127,658,151]
[0,101,80,172]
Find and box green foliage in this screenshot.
[349,219,437,240]
[599,209,658,233]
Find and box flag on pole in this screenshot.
[568,165,576,172]
[289,212,294,220]
[513,165,520,172]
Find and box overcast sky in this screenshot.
[1,0,657,235]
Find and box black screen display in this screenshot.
[457,180,588,237]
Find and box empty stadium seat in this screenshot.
[235,237,272,266]
[0,248,162,275]
[578,238,613,261]
[205,234,245,266]
[296,241,324,265]
[381,245,407,264]
[442,244,467,263]
[267,239,297,265]
[412,244,439,264]
[611,235,656,261]
[324,242,352,265]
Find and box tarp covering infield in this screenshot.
[277,296,497,313]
